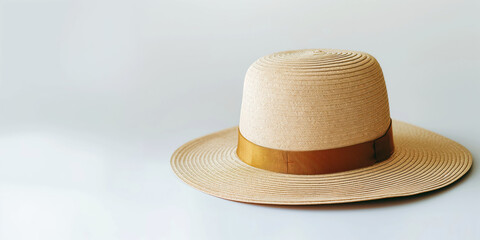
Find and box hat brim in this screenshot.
[171,120,472,205]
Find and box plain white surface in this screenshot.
[0,0,479,239]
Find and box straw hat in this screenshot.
[171,49,472,205]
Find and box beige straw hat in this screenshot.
[171,49,472,205]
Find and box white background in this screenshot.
[0,0,479,239]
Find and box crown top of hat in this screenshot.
[239,49,391,151]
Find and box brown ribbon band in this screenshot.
[237,121,394,175]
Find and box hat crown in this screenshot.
[239,49,391,151]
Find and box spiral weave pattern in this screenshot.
[171,121,472,204]
[239,49,390,150]
[171,49,472,205]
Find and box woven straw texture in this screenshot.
[171,121,472,204]
[171,49,472,204]
[239,49,390,150]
